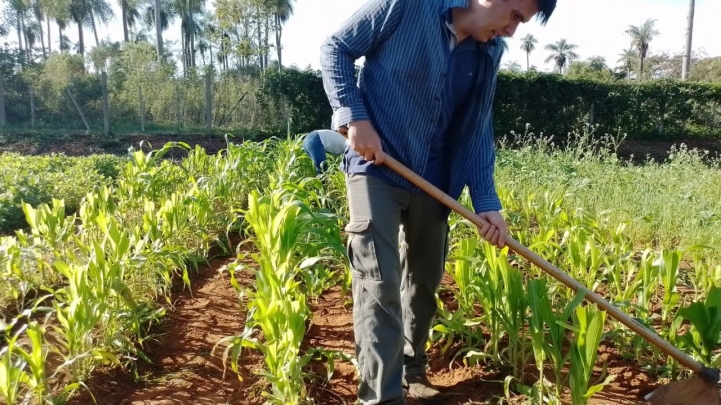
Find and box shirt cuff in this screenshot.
[331,103,370,130]
[472,194,502,214]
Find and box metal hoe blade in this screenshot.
[645,377,721,405]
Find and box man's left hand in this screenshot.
[477,211,508,248]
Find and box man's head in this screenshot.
[453,0,556,42]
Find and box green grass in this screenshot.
[495,129,721,254]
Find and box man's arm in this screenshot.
[468,105,502,213]
[467,50,503,215]
[319,0,406,131]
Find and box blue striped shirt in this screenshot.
[320,0,504,213]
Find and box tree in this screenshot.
[625,18,659,81]
[66,0,113,56]
[519,33,536,72]
[688,56,721,82]
[646,49,706,80]
[41,0,72,53]
[172,0,205,75]
[142,0,171,59]
[544,39,578,74]
[154,0,161,58]
[31,0,46,59]
[566,56,617,82]
[617,47,637,82]
[196,10,216,66]
[681,0,695,80]
[269,0,293,70]
[502,60,522,73]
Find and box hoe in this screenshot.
[380,154,721,405]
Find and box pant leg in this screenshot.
[345,173,410,405]
[399,193,450,376]
[302,131,327,175]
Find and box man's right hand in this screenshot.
[348,120,384,165]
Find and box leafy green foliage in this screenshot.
[494,71,721,140]
[677,286,721,366]
[0,153,124,233]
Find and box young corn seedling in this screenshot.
[0,326,28,404]
[527,279,587,403]
[676,285,721,369]
[656,248,683,373]
[219,189,345,404]
[686,244,721,299]
[561,227,604,298]
[563,304,614,405]
[493,246,530,381]
[631,248,660,364]
[51,259,117,385]
[7,322,49,404]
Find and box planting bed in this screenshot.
[66,262,659,405]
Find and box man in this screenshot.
[319,0,556,404]
[302,129,348,175]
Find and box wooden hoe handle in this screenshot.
[381,154,719,382]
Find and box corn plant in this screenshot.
[676,285,721,368]
[561,226,604,296]
[0,326,28,404]
[527,279,586,403]
[217,188,345,404]
[490,245,530,381]
[562,304,614,405]
[51,258,120,385]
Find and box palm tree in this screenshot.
[173,0,205,75]
[31,0,46,59]
[8,0,30,63]
[41,0,72,53]
[519,33,537,72]
[154,0,162,58]
[68,0,87,54]
[625,18,659,81]
[125,2,142,42]
[88,0,114,47]
[196,11,216,66]
[118,0,129,41]
[681,0,695,80]
[142,0,170,58]
[617,47,637,82]
[67,0,112,55]
[268,0,293,70]
[544,39,578,74]
[24,20,40,60]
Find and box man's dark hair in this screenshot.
[535,0,557,25]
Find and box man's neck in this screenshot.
[450,7,471,43]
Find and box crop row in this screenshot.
[0,139,284,403]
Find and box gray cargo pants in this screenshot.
[344,173,449,405]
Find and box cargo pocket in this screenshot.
[345,218,382,281]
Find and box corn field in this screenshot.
[1,129,721,404]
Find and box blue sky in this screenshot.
[7,0,720,73]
